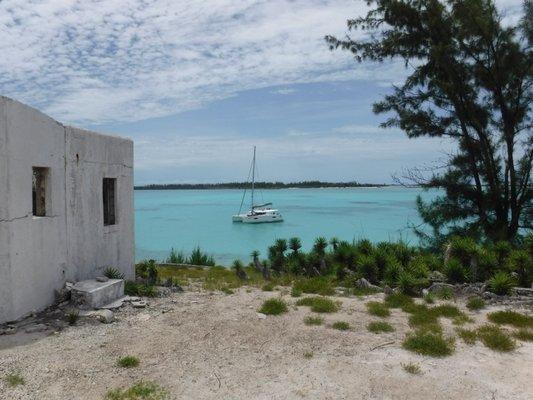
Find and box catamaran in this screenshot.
[232,147,284,224]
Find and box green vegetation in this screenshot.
[259,298,288,315]
[4,372,24,388]
[435,287,454,300]
[488,272,516,295]
[304,316,324,326]
[402,362,421,375]
[384,293,414,309]
[104,267,125,280]
[366,301,390,317]
[403,330,455,357]
[367,321,394,333]
[423,293,435,304]
[487,311,533,328]
[125,281,158,297]
[290,287,302,297]
[292,277,335,296]
[66,309,79,326]
[477,325,516,352]
[261,283,275,291]
[456,328,478,345]
[117,356,140,368]
[105,381,167,400]
[296,296,339,313]
[513,329,533,342]
[221,287,234,295]
[331,321,351,330]
[303,351,314,359]
[466,297,485,311]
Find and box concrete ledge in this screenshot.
[71,279,124,309]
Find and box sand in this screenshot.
[0,286,532,400]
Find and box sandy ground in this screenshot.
[0,286,532,400]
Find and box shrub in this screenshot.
[66,309,79,326]
[125,281,158,297]
[384,293,414,309]
[332,321,351,330]
[402,362,421,374]
[105,381,167,400]
[296,296,339,313]
[507,250,533,288]
[104,267,125,280]
[488,271,516,295]
[397,271,424,296]
[435,286,454,300]
[466,296,485,311]
[188,246,215,266]
[367,321,394,333]
[117,356,140,368]
[259,298,288,315]
[476,249,498,281]
[513,329,533,341]
[292,277,335,296]
[366,301,390,317]
[166,247,186,264]
[456,328,478,345]
[403,330,454,357]
[487,311,533,328]
[493,241,513,265]
[262,283,275,291]
[477,325,516,352]
[357,255,379,283]
[432,304,463,318]
[444,258,469,283]
[383,260,403,286]
[304,316,324,326]
[449,236,479,266]
[355,239,374,255]
[5,372,24,387]
[423,293,435,304]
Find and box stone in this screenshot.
[132,300,147,308]
[54,286,72,304]
[355,278,382,292]
[71,279,124,309]
[482,291,497,300]
[96,276,109,283]
[5,327,17,335]
[428,271,446,283]
[24,323,48,333]
[90,309,114,324]
[256,313,267,319]
[383,285,393,295]
[427,282,455,294]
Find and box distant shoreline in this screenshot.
[134,181,396,190]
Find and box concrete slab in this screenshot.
[71,279,124,310]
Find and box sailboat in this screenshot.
[232,147,284,224]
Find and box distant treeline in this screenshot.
[134,181,390,190]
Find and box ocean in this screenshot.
[135,187,438,265]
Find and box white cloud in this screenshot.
[0,0,524,124]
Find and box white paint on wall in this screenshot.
[0,96,134,323]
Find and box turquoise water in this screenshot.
[135,187,437,265]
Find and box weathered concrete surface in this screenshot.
[0,96,134,323]
[71,279,125,309]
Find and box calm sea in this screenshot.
[135,187,438,265]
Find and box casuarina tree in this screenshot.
[327,0,532,246]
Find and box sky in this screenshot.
[0,0,525,184]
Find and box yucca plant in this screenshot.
[103,267,124,280]
[488,271,516,295]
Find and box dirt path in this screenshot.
[1,287,531,399]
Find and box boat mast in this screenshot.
[251,146,256,211]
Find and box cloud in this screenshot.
[0,0,524,125]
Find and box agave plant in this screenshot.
[289,237,302,254]
[330,237,339,251]
[103,267,125,280]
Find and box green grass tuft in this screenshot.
[435,287,454,300]
[221,287,234,294]
[432,304,463,318]
[290,287,302,297]
[423,293,435,304]
[66,309,79,325]
[403,330,454,357]
[259,298,288,315]
[303,351,314,359]
[5,372,25,388]
[105,381,167,400]
[384,293,414,308]
[367,321,394,333]
[296,296,340,313]
[117,356,140,368]
[262,283,275,292]
[487,311,533,328]
[292,277,335,296]
[456,328,478,345]
[513,329,533,341]
[331,321,351,330]
[466,296,485,311]
[477,325,516,352]
[402,362,421,374]
[366,301,390,317]
[304,316,324,326]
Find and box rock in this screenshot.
[96,276,109,282]
[482,291,497,300]
[514,287,533,297]
[422,288,429,297]
[92,309,114,323]
[355,278,382,292]
[428,271,446,283]
[5,327,17,335]
[132,300,147,308]
[427,282,455,294]
[54,286,72,304]
[383,285,393,295]
[24,323,49,333]
[256,313,267,319]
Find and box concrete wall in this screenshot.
[0,96,134,323]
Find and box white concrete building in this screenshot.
[0,96,134,323]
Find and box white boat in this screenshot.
[232,147,284,224]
